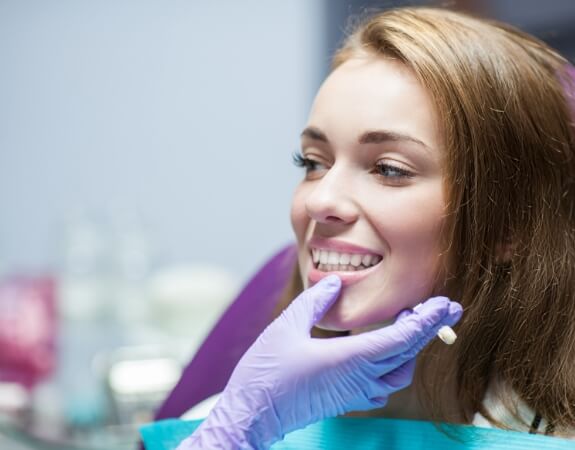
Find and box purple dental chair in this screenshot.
[154,244,297,421]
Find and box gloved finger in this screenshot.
[378,298,462,357]
[378,358,416,391]
[361,360,415,409]
[349,392,389,412]
[341,300,457,371]
[368,396,388,408]
[396,308,413,321]
[369,349,415,375]
[279,274,342,333]
[368,318,446,375]
[351,297,462,360]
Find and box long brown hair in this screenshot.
[278,7,575,429]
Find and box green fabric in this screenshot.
[140,416,574,449]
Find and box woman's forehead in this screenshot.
[307,56,443,156]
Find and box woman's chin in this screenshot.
[312,299,350,331]
[314,301,368,332]
[313,292,398,333]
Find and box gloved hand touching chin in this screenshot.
[177,274,463,450]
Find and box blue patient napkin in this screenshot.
[140,416,574,450]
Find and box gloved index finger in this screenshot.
[280,275,342,333]
[352,297,462,360]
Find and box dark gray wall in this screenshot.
[323,0,575,65]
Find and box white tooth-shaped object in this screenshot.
[362,254,373,267]
[437,326,457,345]
[320,250,329,264]
[340,253,351,265]
[350,254,362,267]
[312,249,319,263]
[328,251,340,265]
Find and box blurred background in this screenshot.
[0,0,574,448]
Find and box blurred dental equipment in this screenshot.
[0,276,56,389]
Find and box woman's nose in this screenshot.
[305,166,359,225]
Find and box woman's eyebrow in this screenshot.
[301,126,329,143]
[358,129,430,150]
[301,127,431,152]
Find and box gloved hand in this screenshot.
[177,274,462,450]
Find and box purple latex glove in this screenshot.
[177,274,462,450]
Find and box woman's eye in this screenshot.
[292,152,327,174]
[374,162,414,180]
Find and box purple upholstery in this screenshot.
[154,244,297,420]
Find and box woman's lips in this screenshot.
[308,237,382,256]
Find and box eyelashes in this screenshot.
[292,151,308,168]
[292,152,322,172]
[293,151,415,181]
[374,162,414,179]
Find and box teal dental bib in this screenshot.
[140,416,574,449]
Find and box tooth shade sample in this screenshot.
[437,326,457,345]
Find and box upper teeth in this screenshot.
[311,249,381,268]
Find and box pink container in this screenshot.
[0,276,57,388]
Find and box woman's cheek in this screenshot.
[290,184,310,242]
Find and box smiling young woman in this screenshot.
[279,6,575,437]
[167,7,575,449]
[291,55,446,332]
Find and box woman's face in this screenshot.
[291,55,447,331]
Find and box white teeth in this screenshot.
[318,263,360,272]
[362,254,373,266]
[350,254,363,267]
[311,248,382,272]
[312,249,319,264]
[327,251,340,265]
[317,263,366,272]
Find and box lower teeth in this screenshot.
[316,263,372,272]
